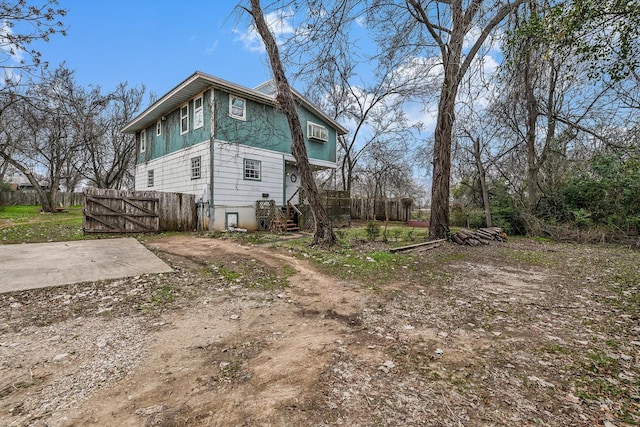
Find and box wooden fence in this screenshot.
[295,190,414,225]
[83,187,196,233]
[0,191,84,207]
[350,198,413,222]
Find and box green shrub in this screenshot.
[365,221,381,241]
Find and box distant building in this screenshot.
[3,171,50,191]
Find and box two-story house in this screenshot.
[121,71,347,231]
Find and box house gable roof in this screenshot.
[121,71,347,135]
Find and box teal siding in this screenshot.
[214,92,290,153]
[214,91,337,163]
[297,106,337,163]
[138,90,212,164]
[137,88,338,165]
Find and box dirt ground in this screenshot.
[0,234,638,426]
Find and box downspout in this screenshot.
[209,88,215,233]
[282,155,286,208]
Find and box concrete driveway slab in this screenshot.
[0,238,173,293]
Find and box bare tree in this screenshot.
[81,83,145,189]
[355,134,422,222]
[368,0,528,238]
[0,0,67,208]
[244,0,336,246]
[0,66,88,211]
[496,4,620,217]
[279,0,431,195]
[0,0,67,79]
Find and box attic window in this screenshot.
[194,95,204,129]
[180,104,189,134]
[229,95,246,121]
[140,130,146,153]
[156,120,162,136]
[307,121,328,142]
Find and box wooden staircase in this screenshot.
[270,193,302,233]
[271,217,300,233]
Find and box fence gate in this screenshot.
[83,188,159,233]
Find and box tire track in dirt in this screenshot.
[62,235,370,426]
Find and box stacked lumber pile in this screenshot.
[451,227,506,246]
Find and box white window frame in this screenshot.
[156,119,162,136]
[147,169,154,187]
[191,156,201,180]
[307,121,328,142]
[243,158,261,181]
[180,103,189,135]
[229,95,246,121]
[193,95,204,129]
[140,129,146,153]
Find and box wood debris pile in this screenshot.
[451,227,507,246]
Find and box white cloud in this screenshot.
[394,49,502,133]
[0,20,24,64]
[464,26,505,54]
[235,10,295,52]
[405,101,439,132]
[206,40,219,54]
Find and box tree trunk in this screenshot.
[473,136,492,227]
[429,47,462,239]
[406,0,528,239]
[524,55,539,212]
[2,156,54,211]
[248,0,336,247]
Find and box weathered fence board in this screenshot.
[84,188,159,233]
[158,191,197,232]
[83,188,196,233]
[350,198,413,222]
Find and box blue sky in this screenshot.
[26,0,505,142]
[27,1,505,124]
[32,0,274,103]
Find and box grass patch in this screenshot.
[541,343,571,355]
[0,205,84,243]
[276,236,414,291]
[272,224,463,291]
[575,350,630,410]
[213,259,293,290]
[137,278,179,311]
[219,266,242,282]
[503,248,556,267]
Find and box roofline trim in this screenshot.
[121,71,348,136]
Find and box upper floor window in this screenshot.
[180,104,189,134]
[307,121,328,142]
[229,95,246,121]
[243,158,261,180]
[194,95,204,129]
[140,129,146,153]
[156,120,162,136]
[191,156,201,179]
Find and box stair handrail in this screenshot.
[286,187,301,218]
[289,202,302,217]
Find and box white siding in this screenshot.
[284,163,299,204]
[135,141,210,197]
[211,141,287,231]
[213,141,285,206]
[135,140,301,232]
